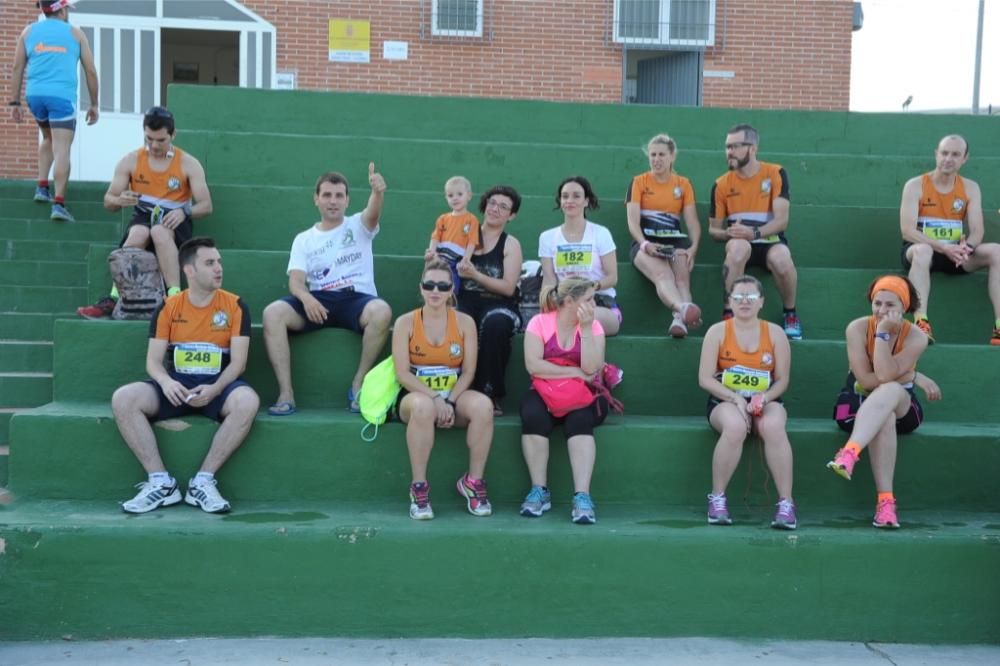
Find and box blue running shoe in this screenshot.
[33,186,52,203]
[571,492,596,524]
[50,203,75,222]
[783,312,803,340]
[520,485,551,517]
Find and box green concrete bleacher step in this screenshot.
[0,179,108,200]
[0,312,65,340]
[82,249,1000,345]
[9,406,999,511]
[1,217,120,243]
[0,198,110,221]
[0,285,87,313]
[48,321,1000,423]
[0,499,997,642]
[0,373,52,408]
[0,340,53,372]
[0,260,87,287]
[171,86,1000,163]
[3,238,96,262]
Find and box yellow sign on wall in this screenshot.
[329,19,370,63]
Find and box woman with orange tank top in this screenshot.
[698,275,795,530]
[828,275,941,529]
[391,260,496,521]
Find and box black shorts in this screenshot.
[628,238,692,263]
[900,242,968,275]
[832,375,923,435]
[145,376,251,423]
[120,208,194,250]
[745,237,789,269]
[282,289,380,334]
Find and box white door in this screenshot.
[67,1,275,182]
[71,19,161,182]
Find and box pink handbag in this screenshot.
[531,359,624,418]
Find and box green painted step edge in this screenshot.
[1,500,998,643]
[0,341,52,372]
[9,407,1000,510]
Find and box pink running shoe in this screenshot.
[456,473,492,517]
[873,498,900,529]
[826,446,860,480]
[707,493,732,525]
[679,302,702,327]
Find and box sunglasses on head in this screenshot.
[729,293,760,304]
[421,280,453,292]
[144,106,174,120]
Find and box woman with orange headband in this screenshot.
[828,275,940,528]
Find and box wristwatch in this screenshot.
[874,332,890,341]
[8,100,21,106]
[752,228,762,241]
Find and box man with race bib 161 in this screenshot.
[708,124,802,340]
[899,134,1000,345]
[262,165,392,415]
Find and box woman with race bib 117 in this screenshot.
[391,260,496,521]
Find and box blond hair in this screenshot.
[445,175,472,193]
[540,277,596,313]
[645,133,677,155]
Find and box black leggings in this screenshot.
[520,389,608,439]
[460,300,519,400]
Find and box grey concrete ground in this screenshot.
[1,638,999,665]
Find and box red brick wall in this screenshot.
[241,0,623,100]
[1,5,45,180]
[704,0,854,110]
[0,1,853,179]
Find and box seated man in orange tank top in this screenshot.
[76,106,213,319]
[900,134,1000,345]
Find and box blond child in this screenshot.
[425,176,480,291]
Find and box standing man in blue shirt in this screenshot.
[9,0,99,222]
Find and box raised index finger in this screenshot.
[368,162,376,177]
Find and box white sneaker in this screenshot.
[121,480,182,514]
[668,315,688,338]
[184,478,231,513]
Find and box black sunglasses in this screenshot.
[420,280,453,292]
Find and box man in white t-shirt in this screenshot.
[262,165,391,415]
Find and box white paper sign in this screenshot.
[383,41,409,61]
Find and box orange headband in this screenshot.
[871,276,910,311]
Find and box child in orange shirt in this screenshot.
[425,176,480,291]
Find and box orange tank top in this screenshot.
[409,307,464,397]
[130,146,193,212]
[916,173,967,245]
[716,319,775,396]
[865,316,915,376]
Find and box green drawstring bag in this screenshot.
[359,356,401,442]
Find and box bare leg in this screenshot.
[399,393,437,483]
[847,383,911,450]
[566,434,597,494]
[262,300,307,405]
[755,402,793,499]
[122,225,152,249]
[671,253,694,304]
[37,126,54,183]
[906,244,934,319]
[634,252,683,310]
[723,240,751,300]
[111,382,166,473]
[521,434,550,488]
[765,244,798,309]
[709,402,748,495]
[595,307,620,336]
[199,386,259,473]
[454,390,493,479]
[150,225,180,290]
[353,299,392,394]
[962,243,1000,321]
[866,417,898,493]
[49,127,74,200]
